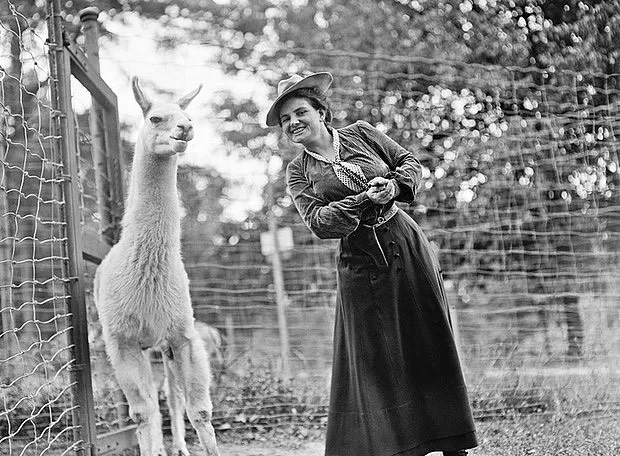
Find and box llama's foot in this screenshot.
[134,412,167,456]
[185,414,219,456]
[172,446,189,456]
[201,421,220,456]
[204,440,220,456]
[189,411,219,456]
[171,439,189,456]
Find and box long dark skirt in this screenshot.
[325,209,478,456]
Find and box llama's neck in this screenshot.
[122,141,181,247]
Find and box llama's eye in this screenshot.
[149,116,163,124]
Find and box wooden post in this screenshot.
[225,314,235,365]
[268,211,291,381]
[79,7,114,245]
[266,172,291,381]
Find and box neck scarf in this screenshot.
[303,128,368,192]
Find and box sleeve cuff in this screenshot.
[354,191,374,208]
[386,170,416,204]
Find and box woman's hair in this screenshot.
[277,87,332,126]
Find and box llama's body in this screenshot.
[94,78,219,456]
[97,149,189,350]
[96,157,190,351]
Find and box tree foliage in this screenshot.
[8,0,619,250]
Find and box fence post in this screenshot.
[268,211,291,381]
[225,314,236,365]
[265,172,291,381]
[48,0,98,453]
[79,7,115,245]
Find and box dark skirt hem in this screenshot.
[325,430,478,456]
[393,431,478,456]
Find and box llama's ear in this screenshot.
[177,84,202,110]
[131,77,152,115]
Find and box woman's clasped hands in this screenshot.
[366,177,400,205]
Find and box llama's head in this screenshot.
[131,77,202,156]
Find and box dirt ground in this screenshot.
[217,441,325,456]
[197,413,620,456]
[214,442,445,456]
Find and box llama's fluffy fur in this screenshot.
[94,78,219,456]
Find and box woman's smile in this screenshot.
[290,123,307,138]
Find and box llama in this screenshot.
[94,77,219,456]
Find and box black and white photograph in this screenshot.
[1,1,619,455]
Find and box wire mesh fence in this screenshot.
[0,3,82,453]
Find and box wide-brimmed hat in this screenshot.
[265,72,333,126]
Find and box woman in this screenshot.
[266,72,478,456]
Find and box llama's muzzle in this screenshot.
[169,136,189,153]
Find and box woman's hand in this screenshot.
[366,177,400,205]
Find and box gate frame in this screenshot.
[48,2,135,454]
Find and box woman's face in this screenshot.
[279,96,324,145]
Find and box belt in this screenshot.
[363,203,399,228]
[345,204,400,270]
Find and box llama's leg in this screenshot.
[171,333,219,456]
[164,355,189,456]
[107,338,166,456]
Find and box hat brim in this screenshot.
[266,72,333,127]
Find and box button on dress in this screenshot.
[286,121,478,456]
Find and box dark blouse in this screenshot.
[286,120,423,239]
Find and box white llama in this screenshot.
[94,77,219,456]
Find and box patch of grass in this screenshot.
[475,413,620,456]
[206,367,620,454]
[467,366,620,419]
[210,369,328,446]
